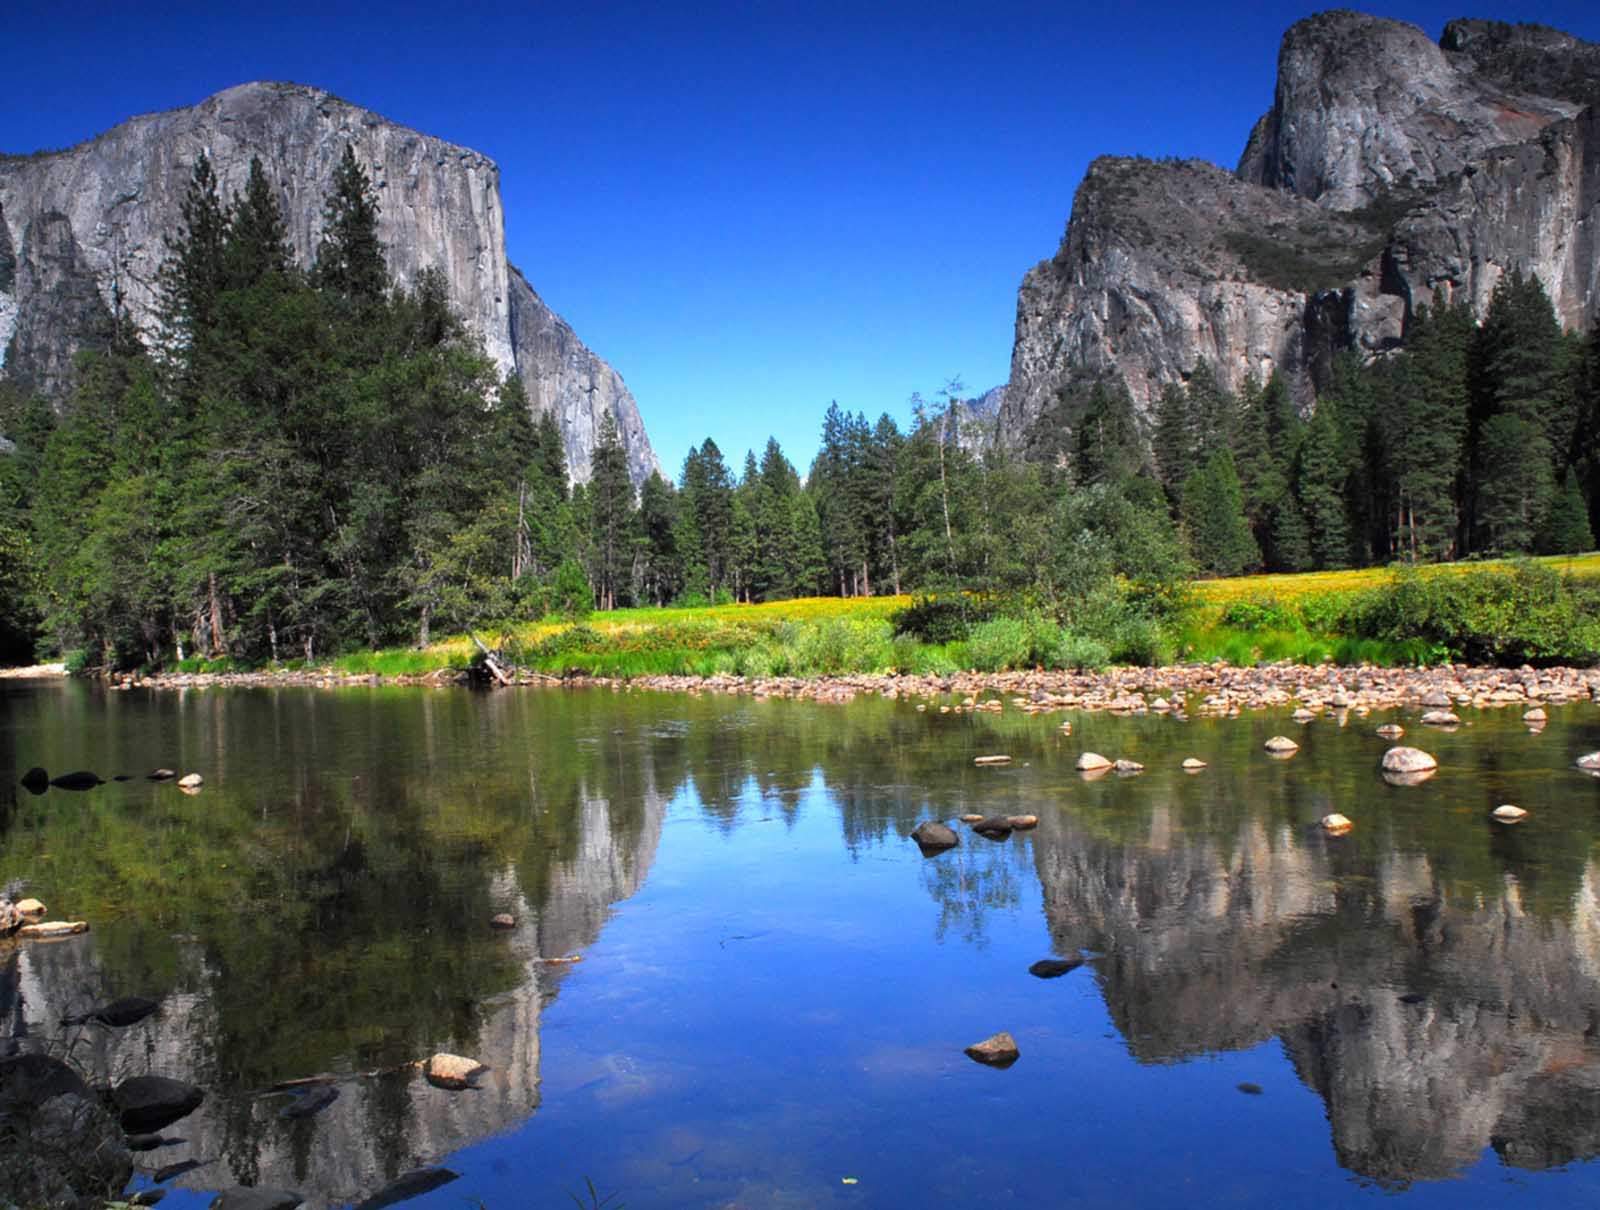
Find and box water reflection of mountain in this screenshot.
[12,770,666,1209]
[1030,808,1600,1184]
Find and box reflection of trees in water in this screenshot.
[919,841,1025,947]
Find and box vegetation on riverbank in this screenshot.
[239,552,1600,683]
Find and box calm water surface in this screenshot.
[4,678,1600,1208]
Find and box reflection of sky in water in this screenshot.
[6,680,1600,1208]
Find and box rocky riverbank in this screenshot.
[109,661,1600,716]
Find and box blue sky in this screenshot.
[7,1,1600,474]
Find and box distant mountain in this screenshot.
[0,82,659,483]
[1001,13,1600,443]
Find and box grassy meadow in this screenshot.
[282,550,1600,680]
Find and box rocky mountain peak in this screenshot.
[0,82,659,484]
[1004,11,1600,444]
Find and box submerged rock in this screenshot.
[49,770,103,790]
[113,1074,204,1133]
[177,773,204,789]
[1263,736,1299,754]
[1576,752,1600,771]
[1420,709,1461,727]
[278,1083,339,1119]
[1076,752,1113,771]
[354,1167,460,1210]
[1321,813,1354,836]
[1492,804,1529,824]
[973,754,1012,766]
[910,821,959,853]
[147,768,176,781]
[1181,757,1207,771]
[1007,814,1039,830]
[1376,724,1405,739]
[1114,759,1145,774]
[964,1031,1020,1067]
[489,913,517,929]
[19,766,49,794]
[19,920,89,939]
[66,995,158,1028]
[1028,957,1084,979]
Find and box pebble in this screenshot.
[1491,804,1528,824]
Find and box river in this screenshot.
[3,677,1600,1208]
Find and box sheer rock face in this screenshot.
[1003,13,1600,444]
[0,81,658,483]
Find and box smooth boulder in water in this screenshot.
[1492,804,1529,824]
[910,821,959,854]
[113,1074,204,1133]
[19,766,49,794]
[1075,752,1113,771]
[1576,752,1600,772]
[1381,746,1437,774]
[354,1167,460,1210]
[66,995,159,1028]
[279,1083,339,1119]
[49,770,103,790]
[1028,957,1084,979]
[970,816,1013,840]
[1263,736,1299,754]
[423,1053,485,1090]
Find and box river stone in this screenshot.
[1523,707,1547,722]
[1422,690,1452,708]
[973,754,1012,766]
[910,821,959,853]
[19,920,88,939]
[1006,814,1039,830]
[354,1167,460,1210]
[1376,724,1404,739]
[1321,813,1354,836]
[971,816,1014,840]
[1076,752,1113,771]
[1577,752,1600,771]
[1382,746,1437,774]
[177,773,204,789]
[1263,736,1299,753]
[113,1074,205,1133]
[1114,759,1144,774]
[1492,804,1528,823]
[1420,710,1460,726]
[19,766,49,794]
[489,913,517,929]
[423,1053,485,1090]
[0,1052,91,1108]
[210,1188,304,1210]
[958,813,984,823]
[49,770,103,790]
[1291,708,1316,723]
[15,897,44,915]
[964,1031,1020,1067]
[1028,957,1084,979]
[147,768,177,781]
[1181,757,1207,771]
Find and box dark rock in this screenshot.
[910,821,959,853]
[354,1167,461,1210]
[113,774,132,781]
[1028,957,1085,979]
[19,766,49,794]
[0,1052,90,1108]
[970,816,1014,840]
[279,1083,339,1119]
[964,1031,1020,1067]
[1237,1082,1264,1095]
[489,913,517,929]
[147,768,177,781]
[210,1188,305,1210]
[125,1132,175,1151]
[49,770,104,790]
[155,1158,206,1182]
[66,995,159,1028]
[112,1074,204,1133]
[1398,992,1426,1005]
[133,1190,168,1206]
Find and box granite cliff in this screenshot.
[0,82,658,484]
[1002,12,1600,444]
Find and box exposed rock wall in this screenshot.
[0,82,658,482]
[1004,13,1600,444]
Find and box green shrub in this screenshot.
[1053,632,1111,670]
[793,619,894,674]
[890,594,996,644]
[965,617,1034,671]
[1218,597,1301,632]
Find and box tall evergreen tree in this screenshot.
[313,145,386,301]
[1182,448,1258,576]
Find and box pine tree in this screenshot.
[313,145,386,301]
[1182,448,1258,576]
[1541,471,1595,554]
[584,411,635,610]
[1293,399,1353,569]
[223,156,292,290]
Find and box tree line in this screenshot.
[0,151,1596,671]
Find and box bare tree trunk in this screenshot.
[419,603,431,649]
[208,571,228,656]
